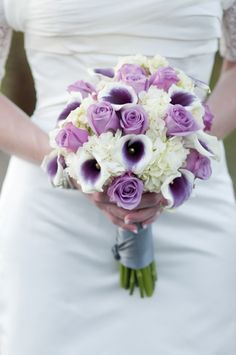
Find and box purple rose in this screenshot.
[107,173,144,210]
[87,101,120,135]
[55,122,89,152]
[117,64,148,93]
[67,80,96,98]
[149,66,179,92]
[203,103,214,132]
[117,64,146,79]
[185,149,212,180]
[165,104,199,136]
[120,105,149,135]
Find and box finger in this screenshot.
[142,215,159,229]
[90,191,112,204]
[124,208,162,224]
[103,211,138,233]
[137,192,164,209]
[94,202,129,221]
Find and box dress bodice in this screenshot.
[1,0,236,131]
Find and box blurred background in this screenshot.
[0,32,236,193]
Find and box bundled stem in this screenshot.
[119,261,157,298]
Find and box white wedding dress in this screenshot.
[0,1,236,354]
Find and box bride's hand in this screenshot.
[87,191,166,233]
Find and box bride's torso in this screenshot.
[2,0,234,131]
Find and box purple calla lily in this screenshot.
[93,68,115,78]
[98,83,138,110]
[115,134,153,174]
[170,91,196,107]
[57,101,81,122]
[76,151,110,193]
[184,131,220,160]
[161,169,194,208]
[42,151,66,187]
[81,159,101,183]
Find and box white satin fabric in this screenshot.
[0,1,236,355]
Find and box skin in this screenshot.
[0,59,236,232]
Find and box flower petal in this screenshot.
[184,131,220,160]
[161,169,194,208]
[98,82,138,110]
[93,67,115,78]
[75,151,110,193]
[41,151,66,187]
[57,102,81,122]
[170,90,196,107]
[115,134,153,174]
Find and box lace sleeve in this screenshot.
[0,1,12,87]
[220,1,236,61]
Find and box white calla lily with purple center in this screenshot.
[98,82,138,110]
[75,151,110,193]
[115,134,153,174]
[169,87,197,107]
[88,67,115,79]
[184,131,221,160]
[41,151,66,187]
[161,169,195,208]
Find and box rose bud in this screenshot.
[87,101,120,135]
[120,105,149,135]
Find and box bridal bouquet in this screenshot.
[43,54,219,298]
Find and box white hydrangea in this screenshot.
[65,152,78,180]
[147,54,169,74]
[139,136,189,192]
[139,86,171,121]
[81,130,126,177]
[115,54,149,72]
[65,96,95,129]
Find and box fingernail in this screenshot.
[142,224,148,229]
[124,218,131,224]
[132,227,138,234]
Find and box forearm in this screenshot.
[0,94,51,165]
[207,60,236,139]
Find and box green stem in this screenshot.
[136,270,145,298]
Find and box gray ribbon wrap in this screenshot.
[112,224,154,269]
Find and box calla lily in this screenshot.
[115,134,153,174]
[41,151,66,187]
[184,131,220,160]
[89,67,115,79]
[169,86,196,107]
[75,151,110,193]
[98,82,138,110]
[57,101,81,122]
[161,169,195,208]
